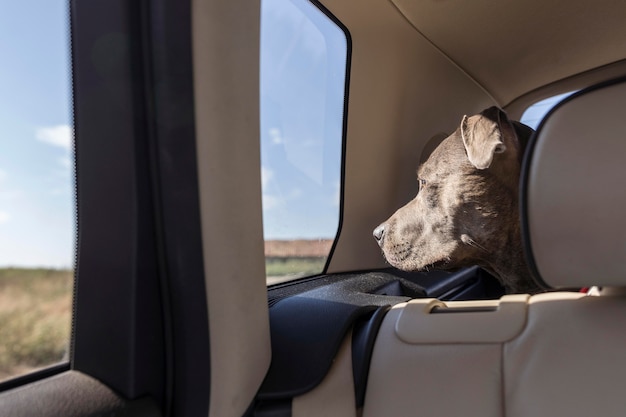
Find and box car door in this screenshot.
[0,0,212,415]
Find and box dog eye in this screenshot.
[418,178,426,191]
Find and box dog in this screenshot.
[373,106,541,294]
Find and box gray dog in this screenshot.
[373,106,541,294]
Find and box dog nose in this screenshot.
[373,224,385,244]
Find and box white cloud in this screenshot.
[59,156,72,169]
[269,128,285,145]
[36,125,73,150]
[262,194,282,210]
[0,211,9,224]
[261,166,274,188]
[262,188,302,212]
[264,0,326,61]
[261,166,280,209]
[260,166,302,211]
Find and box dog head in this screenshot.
[373,107,535,290]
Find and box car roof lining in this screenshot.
[390,0,626,106]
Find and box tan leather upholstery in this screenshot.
[363,292,626,417]
[505,293,626,416]
[363,303,506,417]
[192,2,271,416]
[292,330,357,417]
[396,295,529,343]
[525,80,626,289]
[362,79,626,416]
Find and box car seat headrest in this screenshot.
[521,78,626,289]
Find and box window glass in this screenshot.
[0,1,74,382]
[520,91,576,129]
[260,0,347,284]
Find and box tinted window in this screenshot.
[260,0,348,284]
[521,92,576,129]
[0,1,74,382]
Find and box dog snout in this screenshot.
[373,224,385,245]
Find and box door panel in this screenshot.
[1,371,160,417]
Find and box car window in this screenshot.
[520,92,576,129]
[0,1,74,382]
[260,0,348,284]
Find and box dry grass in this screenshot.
[264,239,333,257]
[265,257,326,277]
[0,260,326,381]
[264,239,332,281]
[0,268,73,382]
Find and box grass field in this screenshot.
[0,258,321,381]
[0,268,72,382]
[265,257,326,285]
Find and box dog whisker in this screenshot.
[460,234,487,252]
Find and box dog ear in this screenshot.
[461,107,511,169]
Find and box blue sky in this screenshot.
[260,0,346,240]
[520,92,574,129]
[0,1,74,268]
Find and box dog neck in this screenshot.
[481,225,542,294]
[486,255,540,294]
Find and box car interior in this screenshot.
[2,0,626,416]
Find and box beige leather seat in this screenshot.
[362,78,626,417]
